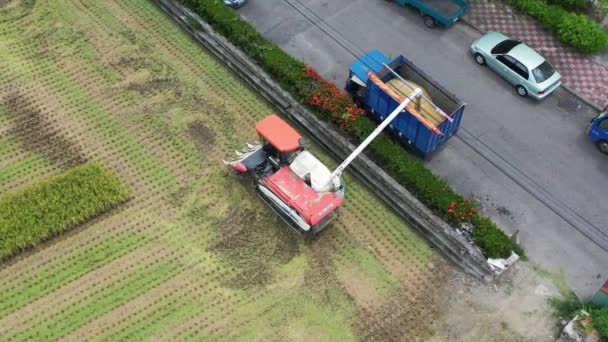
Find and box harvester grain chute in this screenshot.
[224,90,423,235]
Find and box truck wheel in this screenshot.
[597,140,608,154]
[423,15,436,28]
[515,85,528,97]
[474,53,486,65]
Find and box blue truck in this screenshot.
[345,50,465,158]
[390,0,469,28]
[587,106,608,155]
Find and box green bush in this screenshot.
[538,4,568,31]
[511,0,567,31]
[592,308,608,337]
[547,0,590,12]
[548,292,583,320]
[470,215,521,258]
[558,13,608,54]
[512,0,547,16]
[0,163,129,260]
[182,0,523,259]
[510,0,608,54]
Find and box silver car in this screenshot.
[470,32,561,100]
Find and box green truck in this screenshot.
[390,0,469,28]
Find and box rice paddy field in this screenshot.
[0,0,452,340]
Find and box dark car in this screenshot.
[224,0,248,8]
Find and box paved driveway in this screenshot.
[238,0,607,296]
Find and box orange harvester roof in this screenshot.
[255,114,303,152]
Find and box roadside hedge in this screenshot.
[511,0,608,54]
[558,13,608,54]
[546,0,591,12]
[592,308,608,337]
[179,0,522,258]
[0,163,129,260]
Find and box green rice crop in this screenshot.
[0,232,146,317]
[0,162,129,260]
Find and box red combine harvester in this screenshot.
[224,114,344,234]
[224,89,422,235]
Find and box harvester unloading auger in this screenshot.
[224,88,423,235]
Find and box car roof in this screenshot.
[508,43,545,69]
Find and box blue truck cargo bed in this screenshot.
[346,50,465,158]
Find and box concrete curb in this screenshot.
[153,0,496,282]
[459,16,603,112]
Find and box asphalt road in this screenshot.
[237,0,607,296]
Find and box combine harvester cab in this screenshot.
[346,50,466,158]
[224,114,344,235]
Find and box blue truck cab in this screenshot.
[588,106,608,154]
[391,0,469,28]
[346,50,465,159]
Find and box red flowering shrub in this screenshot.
[297,67,364,129]
[445,200,476,226]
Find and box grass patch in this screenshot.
[10,262,176,340]
[341,246,398,298]
[548,292,583,321]
[534,265,571,294]
[0,162,129,260]
[229,292,356,341]
[0,232,146,317]
[100,295,202,340]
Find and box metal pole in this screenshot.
[327,88,423,183]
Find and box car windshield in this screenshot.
[491,39,520,55]
[531,61,555,83]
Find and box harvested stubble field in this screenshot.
[0,0,452,340]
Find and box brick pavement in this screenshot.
[463,0,608,108]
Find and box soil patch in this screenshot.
[118,29,152,52]
[169,186,191,208]
[302,229,343,304]
[186,120,215,155]
[4,92,88,170]
[210,206,300,289]
[125,77,178,97]
[340,268,384,308]
[354,260,450,341]
[432,262,560,341]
